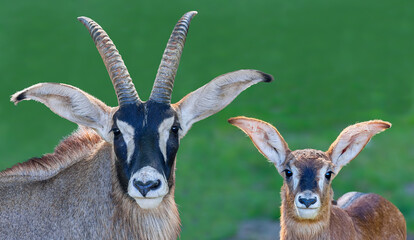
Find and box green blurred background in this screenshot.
[0,0,413,239]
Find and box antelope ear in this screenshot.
[174,70,273,137]
[326,120,391,173]
[228,116,289,173]
[11,83,114,141]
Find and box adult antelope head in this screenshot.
[11,12,272,210]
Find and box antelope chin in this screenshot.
[295,207,320,219]
[134,196,164,209]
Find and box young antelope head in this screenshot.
[11,12,272,210]
[229,117,390,220]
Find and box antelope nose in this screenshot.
[298,196,317,208]
[133,179,161,197]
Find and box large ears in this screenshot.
[173,70,273,137]
[326,120,391,173]
[11,83,114,141]
[228,116,290,172]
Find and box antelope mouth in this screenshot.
[133,196,164,209]
[296,207,319,210]
[295,206,320,219]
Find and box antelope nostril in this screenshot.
[150,180,161,190]
[133,179,162,197]
[298,196,317,208]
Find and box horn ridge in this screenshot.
[150,11,198,104]
[78,16,140,106]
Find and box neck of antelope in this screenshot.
[279,184,332,240]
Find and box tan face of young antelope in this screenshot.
[279,150,335,220]
[229,117,391,221]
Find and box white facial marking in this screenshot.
[296,207,319,219]
[157,116,175,162]
[134,196,164,209]
[172,109,187,139]
[127,166,169,209]
[294,190,321,219]
[116,120,135,165]
[318,165,329,192]
[291,165,300,191]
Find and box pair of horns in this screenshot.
[78,11,198,106]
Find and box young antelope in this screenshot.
[229,117,406,240]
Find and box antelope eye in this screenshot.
[171,126,179,134]
[112,128,121,137]
[325,171,333,180]
[283,169,293,178]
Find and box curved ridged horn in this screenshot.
[149,11,198,104]
[78,16,140,106]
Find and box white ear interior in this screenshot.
[174,70,273,137]
[228,116,289,172]
[326,120,391,173]
[11,83,114,141]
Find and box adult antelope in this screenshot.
[229,117,406,240]
[0,12,273,239]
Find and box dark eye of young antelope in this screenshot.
[283,169,293,179]
[325,171,333,181]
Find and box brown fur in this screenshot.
[279,150,406,240]
[0,128,181,239]
[0,127,101,180]
[339,193,406,240]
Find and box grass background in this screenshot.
[0,0,413,239]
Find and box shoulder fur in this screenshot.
[0,127,103,180]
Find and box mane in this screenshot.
[0,127,103,180]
